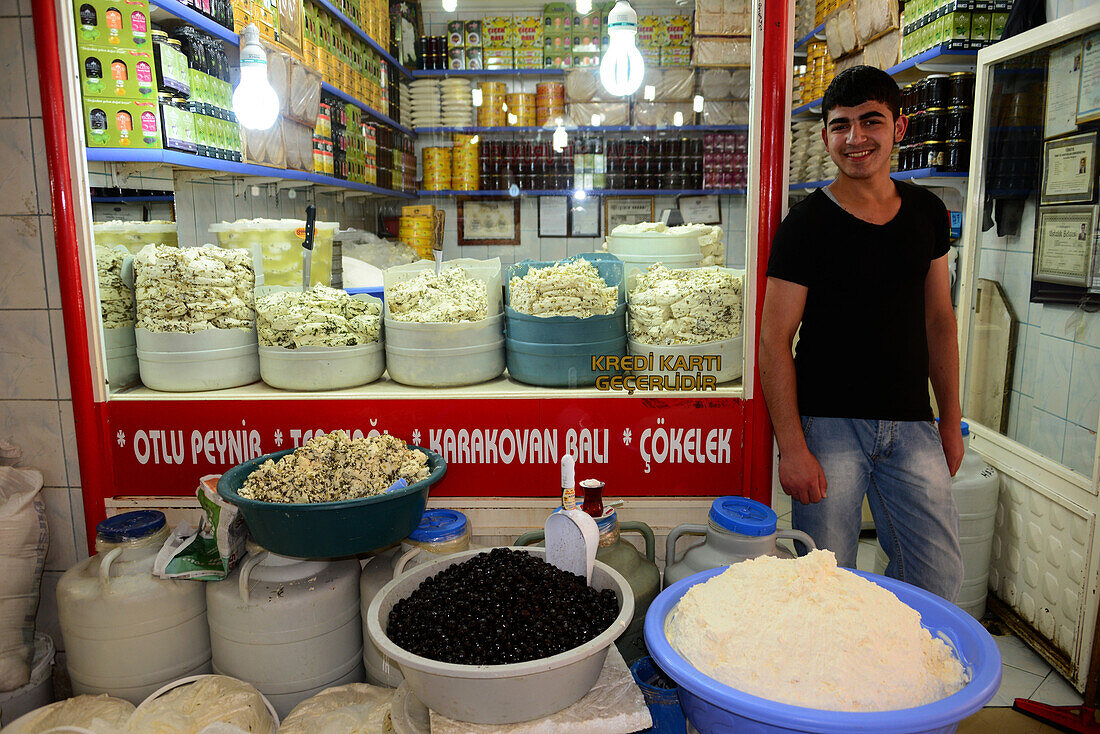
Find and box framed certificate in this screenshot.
[1040,132,1097,205]
[570,196,601,237]
[1034,205,1097,287]
[1076,31,1100,124]
[605,196,655,232]
[677,194,722,224]
[538,196,569,237]
[457,197,521,246]
[1045,41,1082,139]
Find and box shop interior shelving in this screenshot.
[311,0,412,77]
[86,148,417,198]
[148,0,238,44]
[409,69,567,78]
[90,194,175,203]
[416,188,749,197]
[412,124,750,134]
[320,82,412,135]
[790,167,967,190]
[793,21,826,56]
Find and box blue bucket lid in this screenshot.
[708,497,777,537]
[96,510,166,543]
[408,509,468,544]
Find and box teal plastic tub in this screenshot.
[217,445,446,558]
[506,335,626,387]
[505,253,626,309]
[505,303,627,344]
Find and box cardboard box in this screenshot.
[571,29,600,53]
[483,17,513,47]
[514,16,543,48]
[465,19,483,46]
[514,49,544,68]
[544,32,572,54]
[73,0,150,49]
[78,45,156,100]
[664,15,692,47]
[466,48,484,69]
[544,52,572,69]
[692,36,750,66]
[659,46,692,67]
[447,19,464,47]
[572,52,600,67]
[82,97,161,148]
[637,16,662,48]
[543,2,572,33]
[484,47,514,69]
[402,204,435,217]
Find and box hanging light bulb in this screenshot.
[590,113,602,127]
[599,1,644,97]
[673,110,684,126]
[442,0,457,11]
[693,94,704,113]
[574,189,587,200]
[576,0,592,13]
[232,24,280,131]
[552,124,568,152]
[643,84,656,101]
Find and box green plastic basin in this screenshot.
[217,445,447,558]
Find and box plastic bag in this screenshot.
[286,58,322,127]
[276,683,394,734]
[153,476,246,581]
[126,675,277,734]
[566,102,629,126]
[632,102,694,127]
[2,694,135,734]
[854,0,899,45]
[0,465,48,691]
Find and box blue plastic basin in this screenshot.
[506,335,626,387]
[505,303,627,344]
[644,567,1001,734]
[345,286,385,302]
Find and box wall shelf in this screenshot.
[416,188,747,197]
[413,124,750,134]
[91,195,175,202]
[790,167,967,190]
[320,82,413,136]
[793,22,826,53]
[409,68,567,78]
[149,0,238,43]
[310,0,412,78]
[86,148,417,198]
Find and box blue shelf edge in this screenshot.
[414,124,750,134]
[91,195,175,202]
[309,0,412,78]
[790,168,967,190]
[793,22,825,52]
[792,99,821,116]
[86,148,416,198]
[410,68,567,77]
[320,82,413,136]
[886,45,979,77]
[149,0,238,43]
[416,189,747,197]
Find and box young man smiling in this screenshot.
[758,66,964,601]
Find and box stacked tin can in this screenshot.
[803,40,835,104]
[478,82,507,126]
[506,93,536,126]
[536,82,565,127]
[451,134,479,191]
[422,146,452,190]
[898,71,974,173]
[398,210,434,258]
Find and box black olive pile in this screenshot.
[386,548,619,665]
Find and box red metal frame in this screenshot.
[743,0,789,504]
[33,0,115,551]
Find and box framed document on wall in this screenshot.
[1040,132,1097,205]
[605,196,655,232]
[1034,205,1097,287]
[457,198,521,246]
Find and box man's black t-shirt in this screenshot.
[766,180,950,421]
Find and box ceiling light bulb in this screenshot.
[576,0,592,13]
[552,124,568,152]
[693,94,704,112]
[574,189,587,200]
[673,110,684,126]
[643,84,656,101]
[599,1,644,97]
[442,0,457,10]
[591,113,602,126]
[232,24,280,130]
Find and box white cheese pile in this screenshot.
[509,259,618,318]
[256,285,381,348]
[95,245,134,329]
[387,267,488,323]
[133,244,255,333]
[629,264,741,345]
[666,550,968,712]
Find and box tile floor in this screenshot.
[771,491,1085,718]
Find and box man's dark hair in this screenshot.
[820,65,902,124]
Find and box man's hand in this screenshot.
[778,448,828,505]
[938,420,964,476]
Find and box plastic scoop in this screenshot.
[544,454,599,583]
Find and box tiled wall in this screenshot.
[0,0,85,651]
[973,200,1100,478]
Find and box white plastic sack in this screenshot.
[277,683,394,734]
[0,466,48,691]
[2,694,135,734]
[126,675,277,734]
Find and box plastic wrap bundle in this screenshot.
[826,3,859,59]
[567,102,630,126]
[698,69,752,100]
[336,230,421,271]
[699,101,750,126]
[3,694,135,733]
[693,37,751,67]
[276,683,395,733]
[853,0,900,45]
[125,675,278,734]
[0,466,47,692]
[564,69,614,102]
[632,102,694,127]
[263,43,290,115]
[694,0,750,35]
[283,121,313,172]
[634,69,695,102]
[242,118,286,168]
[287,58,322,126]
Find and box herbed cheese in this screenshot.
[386,267,488,323]
[628,264,741,345]
[509,260,617,318]
[665,550,969,712]
[95,245,135,329]
[133,244,255,333]
[240,431,430,503]
[256,285,381,348]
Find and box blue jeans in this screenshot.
[791,417,964,602]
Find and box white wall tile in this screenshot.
[19,17,37,117]
[1040,303,1077,339]
[59,400,79,488]
[1013,394,1035,447]
[0,215,46,308]
[0,400,65,486]
[0,17,27,118]
[16,0,28,16]
[35,570,63,652]
[1067,343,1100,432]
[70,487,88,560]
[0,118,36,214]
[41,486,76,571]
[1062,422,1097,479]
[1076,311,1100,350]
[978,248,1006,282]
[1032,334,1073,419]
[48,309,71,400]
[1030,408,1067,466]
[1001,252,1033,325]
[0,0,19,18]
[1010,326,1027,395]
[0,310,57,399]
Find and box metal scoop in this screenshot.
[544,454,599,583]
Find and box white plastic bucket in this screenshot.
[0,634,55,725]
[384,313,504,350]
[386,340,505,387]
[136,328,260,392]
[628,335,744,383]
[103,326,139,390]
[259,342,384,391]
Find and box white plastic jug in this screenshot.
[663,497,816,587]
[206,543,364,719]
[360,509,473,687]
[57,511,211,704]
